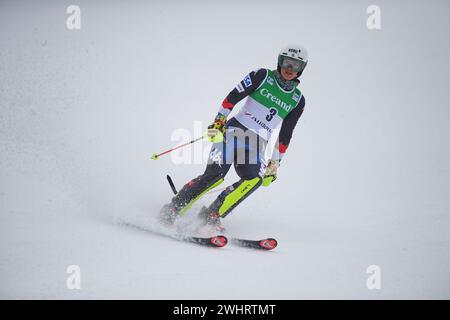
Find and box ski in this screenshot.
[118,220,228,248]
[231,237,278,250]
[185,235,228,248]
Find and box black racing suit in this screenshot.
[171,68,305,219]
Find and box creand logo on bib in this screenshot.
[259,88,294,112]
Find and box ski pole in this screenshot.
[166,174,227,196]
[151,135,205,160]
[151,130,225,160]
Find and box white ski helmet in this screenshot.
[277,45,308,77]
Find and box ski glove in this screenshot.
[206,113,226,143]
[262,159,279,186]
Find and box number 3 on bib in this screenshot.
[266,108,277,122]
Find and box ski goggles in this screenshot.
[279,56,306,73]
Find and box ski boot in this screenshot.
[197,206,226,233]
[158,202,179,226]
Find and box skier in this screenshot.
[159,46,308,231]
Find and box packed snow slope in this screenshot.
[1,0,449,299]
